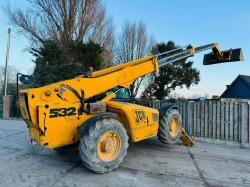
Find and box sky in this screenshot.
[0,0,250,98]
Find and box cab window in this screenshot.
[115,88,131,99]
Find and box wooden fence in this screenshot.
[0,98,2,118]
[152,100,250,148]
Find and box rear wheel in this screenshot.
[79,118,129,173]
[158,109,182,144]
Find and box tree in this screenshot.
[141,41,200,100]
[5,0,115,50]
[115,21,154,97]
[5,0,114,86]
[31,40,104,87]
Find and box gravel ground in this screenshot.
[0,120,250,187]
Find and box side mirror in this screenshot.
[16,73,33,97]
[203,48,244,65]
[19,74,33,84]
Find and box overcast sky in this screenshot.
[0,0,250,97]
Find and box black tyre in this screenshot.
[158,109,182,144]
[79,118,129,173]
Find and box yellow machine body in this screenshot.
[106,101,159,142]
[19,92,159,149]
[19,56,160,148]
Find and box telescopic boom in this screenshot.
[156,43,243,68]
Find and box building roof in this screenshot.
[220,75,250,98]
[239,75,250,87]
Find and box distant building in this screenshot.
[212,95,220,100]
[221,75,250,99]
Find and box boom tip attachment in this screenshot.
[203,48,244,65]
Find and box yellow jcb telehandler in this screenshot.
[18,43,243,173]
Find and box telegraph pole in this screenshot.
[3,28,11,96]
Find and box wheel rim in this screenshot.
[169,117,179,137]
[97,131,121,162]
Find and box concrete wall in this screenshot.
[2,95,14,119]
[152,100,250,148]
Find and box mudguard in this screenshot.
[78,112,117,136]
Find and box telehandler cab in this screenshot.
[18,43,243,173]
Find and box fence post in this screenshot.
[150,100,154,108]
[240,103,248,148]
[151,100,155,109]
[186,101,192,134]
[183,101,187,131]
[152,100,161,109]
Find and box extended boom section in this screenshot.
[63,55,158,101]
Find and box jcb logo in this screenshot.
[133,110,146,125]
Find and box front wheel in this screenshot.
[79,118,129,173]
[158,109,182,144]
